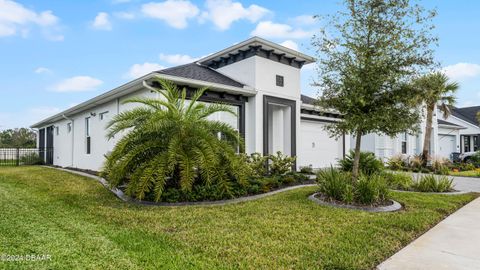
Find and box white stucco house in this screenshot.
[31,37,480,172]
[357,105,480,162]
[31,37,349,172]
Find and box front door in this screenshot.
[46,126,54,165]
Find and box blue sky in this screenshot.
[1,0,479,129]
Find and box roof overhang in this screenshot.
[31,73,257,128]
[438,123,467,130]
[198,36,316,67]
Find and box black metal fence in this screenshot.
[0,148,53,166]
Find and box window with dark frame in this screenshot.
[474,136,478,151]
[401,132,407,154]
[464,136,471,152]
[276,75,284,87]
[85,117,91,154]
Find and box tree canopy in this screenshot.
[0,128,36,148]
[313,0,437,178]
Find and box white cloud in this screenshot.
[159,53,197,65]
[114,12,135,20]
[0,0,62,39]
[51,76,103,92]
[92,12,112,31]
[251,21,312,39]
[280,40,299,51]
[141,0,199,29]
[126,62,165,79]
[201,0,270,30]
[443,63,480,81]
[290,15,316,26]
[34,67,52,74]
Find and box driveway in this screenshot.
[450,175,480,192]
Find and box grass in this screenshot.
[0,167,477,270]
[449,169,480,177]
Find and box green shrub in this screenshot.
[299,165,314,174]
[316,167,351,201]
[343,184,354,204]
[19,153,43,165]
[387,155,405,170]
[464,163,476,171]
[355,174,389,205]
[466,152,480,167]
[268,151,296,176]
[437,165,450,175]
[411,174,454,192]
[246,153,268,178]
[338,150,384,175]
[408,155,423,170]
[382,171,413,190]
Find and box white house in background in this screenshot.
[31,37,349,172]
[356,106,480,162]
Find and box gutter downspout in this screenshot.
[62,114,74,167]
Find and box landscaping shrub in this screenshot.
[355,174,389,205]
[268,151,296,176]
[411,174,454,193]
[338,150,384,175]
[465,152,480,167]
[382,171,413,190]
[102,79,250,202]
[386,155,405,170]
[316,167,351,201]
[408,155,422,170]
[316,168,390,205]
[245,153,268,178]
[299,165,314,174]
[19,153,43,165]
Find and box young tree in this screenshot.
[313,0,437,180]
[415,72,458,163]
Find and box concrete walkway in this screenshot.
[450,175,480,192]
[377,196,480,270]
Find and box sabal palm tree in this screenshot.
[102,79,249,201]
[415,72,458,163]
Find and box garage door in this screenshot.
[438,134,456,159]
[298,120,344,169]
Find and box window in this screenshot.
[474,136,479,151]
[55,126,59,136]
[99,111,109,120]
[276,75,284,87]
[67,122,72,133]
[464,136,471,152]
[85,117,91,154]
[401,132,407,154]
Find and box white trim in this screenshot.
[31,72,256,128]
[198,36,316,65]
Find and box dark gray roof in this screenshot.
[301,94,317,105]
[451,106,480,127]
[437,119,463,127]
[156,63,245,88]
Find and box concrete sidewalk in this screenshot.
[377,197,480,270]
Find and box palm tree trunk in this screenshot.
[422,103,434,165]
[352,130,362,181]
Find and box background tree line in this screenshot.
[0,128,37,148]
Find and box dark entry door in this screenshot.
[46,126,54,165]
[39,128,45,163]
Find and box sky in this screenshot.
[0,0,480,130]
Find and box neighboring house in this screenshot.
[355,106,480,161]
[31,37,349,171]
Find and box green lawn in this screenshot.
[449,170,480,177]
[0,167,476,270]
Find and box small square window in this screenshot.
[276,75,284,87]
[67,123,72,133]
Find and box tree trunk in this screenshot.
[422,103,434,166]
[352,130,363,181]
